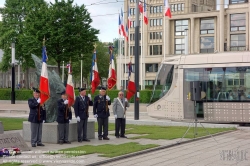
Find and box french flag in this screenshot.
[143,0,148,25]
[39,46,50,105]
[126,61,136,100]
[90,49,100,94]
[127,6,132,28]
[107,46,117,90]
[164,0,172,18]
[120,8,126,37]
[118,14,121,35]
[139,1,143,13]
[65,62,75,107]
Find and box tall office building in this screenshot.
[117,0,250,89]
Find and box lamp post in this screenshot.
[81,54,83,88]
[62,61,64,83]
[11,42,15,104]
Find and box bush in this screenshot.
[0,89,159,103]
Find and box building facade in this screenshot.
[117,0,250,89]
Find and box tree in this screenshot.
[0,0,48,88]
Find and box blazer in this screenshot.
[57,98,72,123]
[112,98,130,118]
[28,98,46,123]
[74,96,93,119]
[93,95,111,118]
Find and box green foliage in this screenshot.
[50,142,158,157]
[124,125,235,140]
[0,117,27,131]
[0,89,157,103]
[0,163,22,166]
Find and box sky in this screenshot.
[0,0,124,42]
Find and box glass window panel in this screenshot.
[175,38,183,44]
[208,30,214,34]
[234,79,239,85]
[159,5,162,13]
[175,32,182,36]
[150,46,153,55]
[174,4,177,11]
[181,3,184,11]
[239,27,246,31]
[178,4,181,11]
[153,45,158,55]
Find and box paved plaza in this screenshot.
[0,101,249,166]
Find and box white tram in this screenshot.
[147,51,250,123]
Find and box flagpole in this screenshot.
[127,26,130,90]
[164,12,166,61]
[140,12,143,90]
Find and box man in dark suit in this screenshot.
[57,91,72,144]
[74,88,93,142]
[93,87,111,140]
[28,88,46,147]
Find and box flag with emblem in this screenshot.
[90,47,100,94]
[126,61,136,100]
[107,46,117,90]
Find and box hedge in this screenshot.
[0,89,159,103]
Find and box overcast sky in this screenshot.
[0,0,123,42]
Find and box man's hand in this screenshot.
[64,100,68,105]
[43,120,45,123]
[37,98,41,104]
[114,115,117,119]
[106,95,110,101]
[94,114,98,118]
[125,98,128,102]
[69,120,71,123]
[88,94,92,101]
[76,116,80,122]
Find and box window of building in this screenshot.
[130,8,135,15]
[150,32,163,40]
[177,4,181,11]
[175,20,188,36]
[200,37,214,53]
[130,33,135,41]
[150,19,163,27]
[146,64,158,72]
[229,0,248,4]
[175,38,185,54]
[192,4,197,12]
[181,3,184,11]
[200,18,214,34]
[149,45,162,55]
[230,34,246,51]
[230,13,246,31]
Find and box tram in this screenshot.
[147,51,250,123]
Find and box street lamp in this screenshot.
[81,54,83,88]
[62,61,64,83]
[11,42,15,104]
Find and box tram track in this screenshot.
[86,129,236,166]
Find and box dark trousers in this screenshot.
[115,118,126,137]
[30,122,43,145]
[97,117,108,138]
[77,119,88,141]
[58,123,69,142]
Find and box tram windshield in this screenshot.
[149,64,174,104]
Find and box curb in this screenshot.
[86,129,236,166]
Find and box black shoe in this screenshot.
[98,137,102,140]
[78,140,82,143]
[59,140,63,145]
[103,137,110,140]
[82,139,90,142]
[64,141,71,144]
[120,136,127,138]
[31,144,36,147]
[37,143,45,146]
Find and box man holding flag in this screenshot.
[127,58,136,100]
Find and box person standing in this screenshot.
[28,88,46,147]
[57,91,72,144]
[74,88,93,142]
[113,91,129,138]
[93,87,111,140]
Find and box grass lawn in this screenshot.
[0,163,22,166]
[95,122,235,140]
[0,117,26,131]
[50,142,158,157]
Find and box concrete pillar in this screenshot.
[191,17,195,54]
[219,0,225,52]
